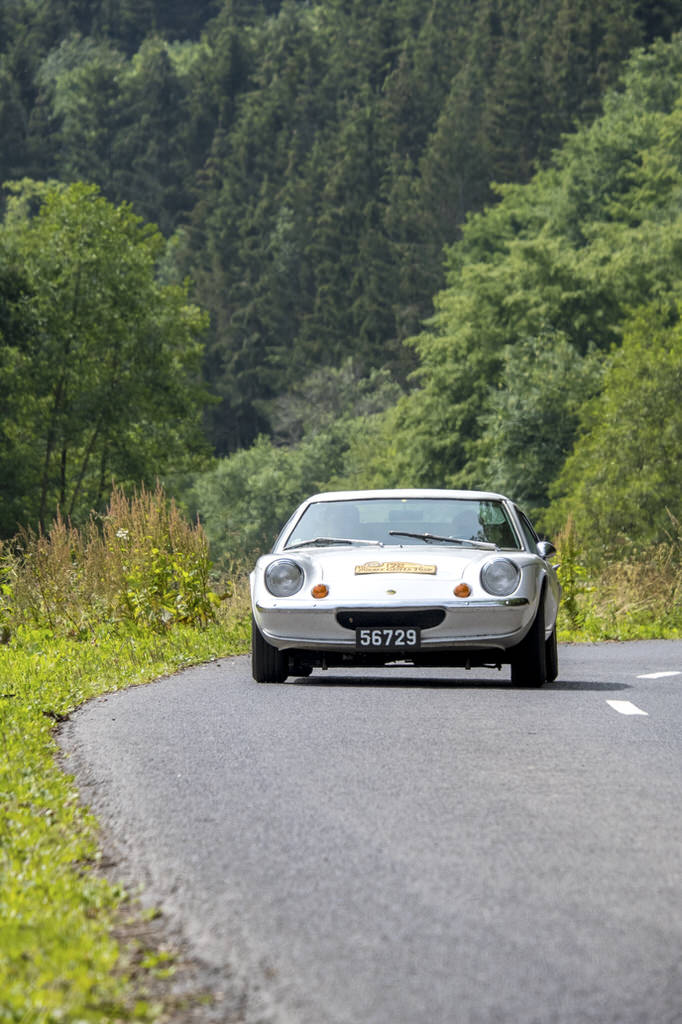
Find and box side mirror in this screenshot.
[536,540,556,560]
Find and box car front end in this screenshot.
[250,489,560,682]
[252,545,547,669]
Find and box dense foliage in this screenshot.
[393,37,679,507]
[549,306,682,555]
[387,37,682,522]
[193,36,682,567]
[2,0,681,452]
[0,0,680,572]
[1,486,220,636]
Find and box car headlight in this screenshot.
[480,558,520,597]
[265,559,304,597]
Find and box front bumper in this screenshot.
[254,597,535,654]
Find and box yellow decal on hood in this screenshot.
[355,561,437,575]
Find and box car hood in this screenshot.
[313,544,489,578]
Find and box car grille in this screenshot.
[336,609,446,630]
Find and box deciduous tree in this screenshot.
[548,305,682,553]
[0,180,208,533]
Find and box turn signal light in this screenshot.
[454,583,471,598]
[311,584,329,599]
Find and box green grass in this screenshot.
[0,618,249,1024]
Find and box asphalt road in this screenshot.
[61,641,682,1024]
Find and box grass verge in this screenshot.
[0,615,249,1024]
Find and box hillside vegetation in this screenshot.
[1,1,680,603]
[1,2,680,576]
[187,38,682,590]
[1,0,681,445]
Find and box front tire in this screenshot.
[510,596,547,688]
[252,616,288,683]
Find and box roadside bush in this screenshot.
[554,519,592,633]
[555,513,682,640]
[581,535,681,640]
[0,485,221,636]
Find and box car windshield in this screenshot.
[284,497,521,550]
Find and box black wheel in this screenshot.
[510,595,547,688]
[545,626,559,683]
[251,616,288,683]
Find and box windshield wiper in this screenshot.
[286,537,384,550]
[388,530,497,550]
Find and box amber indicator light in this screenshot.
[311,584,329,599]
[454,583,471,598]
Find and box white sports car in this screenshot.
[250,489,561,686]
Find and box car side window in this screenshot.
[515,507,540,551]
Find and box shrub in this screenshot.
[555,512,682,640]
[0,485,220,636]
[554,518,592,632]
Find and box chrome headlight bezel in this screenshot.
[264,558,304,597]
[480,558,521,597]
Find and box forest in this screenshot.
[1,0,681,574]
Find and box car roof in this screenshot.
[301,488,510,503]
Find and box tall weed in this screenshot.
[1,486,222,636]
[554,518,592,632]
[556,512,682,640]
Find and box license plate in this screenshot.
[355,627,421,650]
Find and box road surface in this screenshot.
[61,641,682,1024]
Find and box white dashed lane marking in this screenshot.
[637,671,681,679]
[606,700,649,716]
